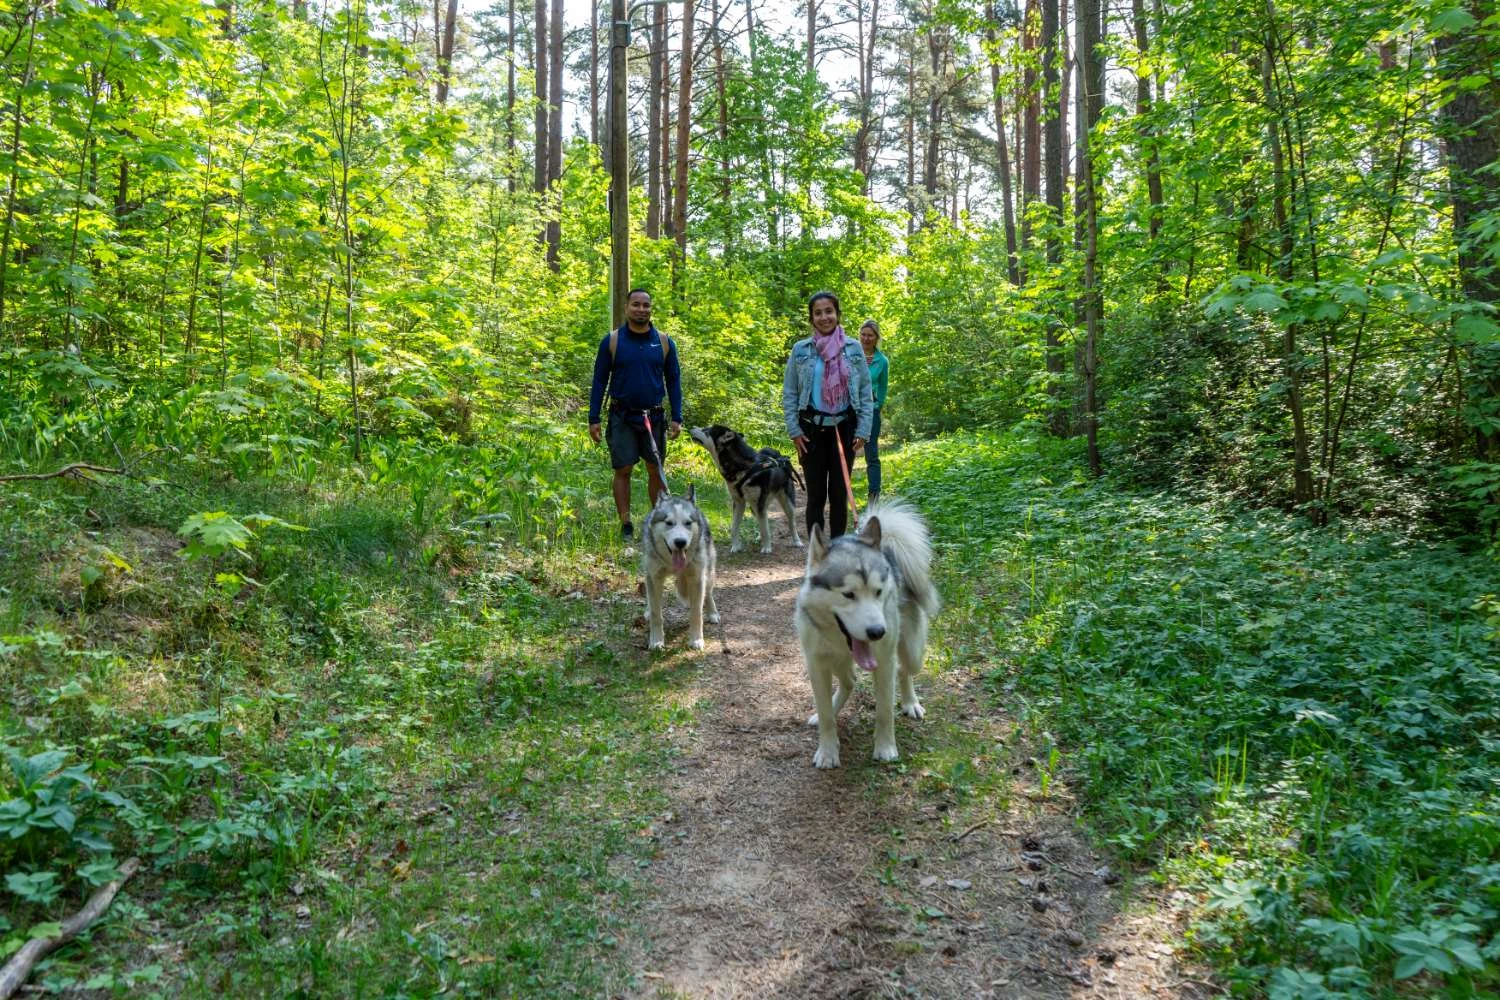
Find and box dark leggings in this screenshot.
[801,419,856,538]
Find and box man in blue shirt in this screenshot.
[588,289,683,540]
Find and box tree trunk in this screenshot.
[1131,0,1162,246]
[807,0,816,75]
[853,0,880,195]
[534,0,548,206]
[435,0,458,104]
[713,0,730,253]
[987,10,1018,284]
[506,0,516,193]
[660,14,674,243]
[1042,0,1066,436]
[1021,0,1040,258]
[671,0,693,268]
[647,4,664,239]
[590,0,600,146]
[1078,0,1103,474]
[905,40,916,236]
[923,26,942,202]
[1262,3,1314,508]
[545,0,562,270]
[1437,6,1500,463]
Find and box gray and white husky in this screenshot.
[643,485,721,651]
[795,499,940,768]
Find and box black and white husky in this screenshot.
[795,499,940,768]
[688,424,804,554]
[642,485,720,651]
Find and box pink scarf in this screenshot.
[815,326,853,412]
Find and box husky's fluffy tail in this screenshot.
[861,498,940,618]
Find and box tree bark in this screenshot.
[435,0,458,104]
[647,4,664,238]
[987,8,1018,284]
[1021,0,1040,258]
[1131,0,1161,246]
[1078,0,1103,474]
[1262,1,1314,508]
[1042,0,1066,436]
[534,0,548,206]
[590,0,600,146]
[1437,5,1500,463]
[660,11,674,243]
[671,0,693,266]
[545,0,562,270]
[506,0,516,193]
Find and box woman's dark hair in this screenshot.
[807,291,841,322]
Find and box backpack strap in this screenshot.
[608,330,670,362]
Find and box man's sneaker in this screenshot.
[621,521,634,541]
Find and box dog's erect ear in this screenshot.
[654,490,670,508]
[808,523,829,562]
[686,483,696,503]
[859,515,883,548]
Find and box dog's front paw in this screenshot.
[759,544,773,554]
[806,711,820,727]
[648,636,665,651]
[873,741,900,763]
[705,612,721,624]
[791,538,805,548]
[901,700,925,720]
[813,744,841,769]
[729,540,744,553]
[688,636,706,650]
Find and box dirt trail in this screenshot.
[621,521,1219,1000]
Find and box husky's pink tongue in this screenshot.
[851,638,877,672]
[672,551,688,572]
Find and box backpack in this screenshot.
[609,329,671,364]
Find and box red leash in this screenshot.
[640,410,671,494]
[834,428,860,524]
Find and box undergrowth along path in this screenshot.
[615,521,1220,999]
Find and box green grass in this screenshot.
[898,430,1500,998]
[0,428,721,996]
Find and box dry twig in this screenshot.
[0,857,141,1000]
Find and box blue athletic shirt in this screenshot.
[587,323,683,425]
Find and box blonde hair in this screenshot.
[859,320,880,339]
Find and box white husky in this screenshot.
[795,499,940,768]
[642,486,720,651]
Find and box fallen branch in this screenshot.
[0,857,141,1000]
[0,463,125,484]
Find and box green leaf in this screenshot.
[1430,6,1477,33]
[6,871,61,905]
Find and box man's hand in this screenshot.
[853,437,865,454]
[589,423,602,444]
[669,420,682,440]
[792,435,808,456]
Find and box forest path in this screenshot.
[619,510,1219,999]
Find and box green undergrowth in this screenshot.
[898,430,1500,997]
[0,426,730,996]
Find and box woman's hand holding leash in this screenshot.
[792,435,809,456]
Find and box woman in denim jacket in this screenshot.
[781,291,874,539]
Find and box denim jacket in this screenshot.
[781,336,874,442]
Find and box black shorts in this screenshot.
[606,408,667,470]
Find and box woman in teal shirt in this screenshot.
[859,320,889,502]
